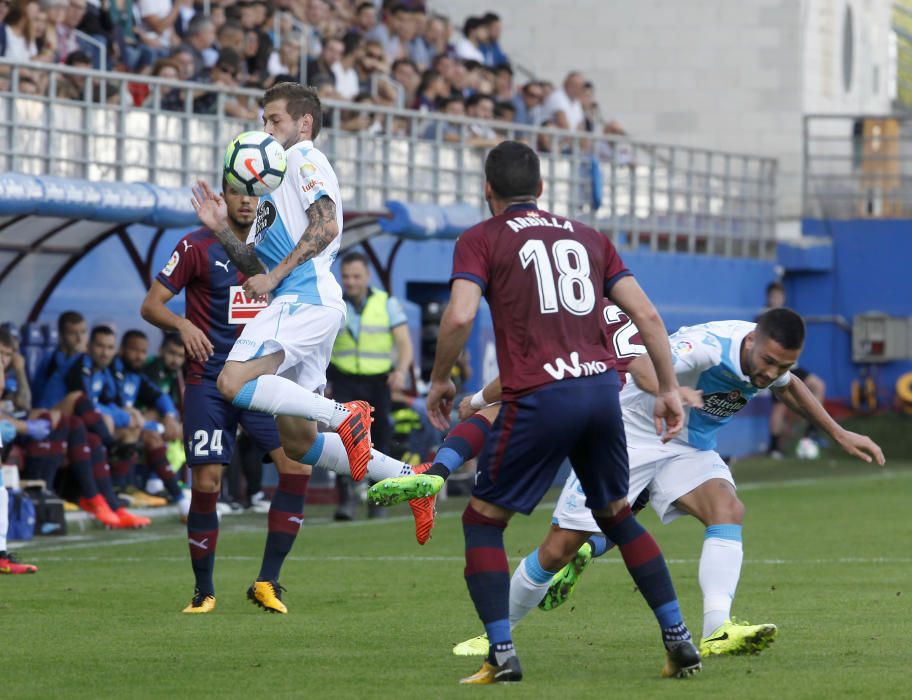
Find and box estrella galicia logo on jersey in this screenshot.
[162,250,179,277]
[699,390,747,419]
[255,200,277,241]
[543,352,607,381]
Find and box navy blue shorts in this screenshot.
[473,371,629,515]
[183,380,281,467]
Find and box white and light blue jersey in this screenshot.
[621,320,791,451]
[248,140,345,315]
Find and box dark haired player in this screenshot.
[400,141,701,683]
[449,309,885,659]
[143,181,296,614]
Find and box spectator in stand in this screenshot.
[448,58,470,98]
[391,56,419,106]
[479,12,508,67]
[580,80,626,136]
[306,33,342,87]
[180,12,216,82]
[512,80,545,126]
[243,27,271,87]
[351,1,377,37]
[453,15,485,63]
[266,33,300,83]
[332,32,360,100]
[214,18,244,58]
[465,91,499,146]
[492,63,512,102]
[355,37,391,95]
[194,48,257,120]
[399,4,430,67]
[170,43,195,81]
[4,0,40,62]
[543,71,586,132]
[412,68,447,111]
[423,13,452,61]
[74,0,113,67]
[340,92,381,133]
[494,99,515,125]
[303,0,331,58]
[135,0,189,68]
[422,94,463,142]
[463,59,493,96]
[54,48,93,99]
[32,2,57,60]
[54,0,84,62]
[144,57,184,111]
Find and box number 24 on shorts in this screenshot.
[190,429,224,457]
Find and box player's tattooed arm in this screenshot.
[213,230,265,276]
[289,196,338,267]
[271,197,338,281]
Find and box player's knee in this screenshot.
[192,465,222,492]
[216,369,240,401]
[714,496,745,525]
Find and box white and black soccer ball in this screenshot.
[224,131,287,196]
[795,436,821,460]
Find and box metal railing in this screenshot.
[0,59,778,258]
[803,113,912,219]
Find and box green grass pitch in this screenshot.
[4,454,910,699]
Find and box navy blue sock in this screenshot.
[427,414,492,479]
[147,445,182,500]
[258,473,309,582]
[594,506,689,645]
[188,489,219,596]
[462,504,514,664]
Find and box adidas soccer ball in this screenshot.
[224,131,287,196]
[795,436,820,460]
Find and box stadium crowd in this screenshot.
[0,0,625,140]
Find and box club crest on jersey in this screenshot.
[699,390,748,418]
[162,251,179,277]
[255,200,277,241]
[506,213,574,233]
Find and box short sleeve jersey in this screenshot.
[248,140,345,314]
[156,228,263,384]
[620,320,792,450]
[452,203,631,400]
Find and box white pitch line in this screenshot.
[17,469,909,555]
[26,554,912,566]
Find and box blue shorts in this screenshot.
[183,380,281,467]
[473,372,629,515]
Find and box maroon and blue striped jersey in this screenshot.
[156,228,267,384]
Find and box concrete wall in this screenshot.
[437,0,893,218]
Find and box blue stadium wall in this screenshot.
[37,229,779,457]
[788,219,912,405]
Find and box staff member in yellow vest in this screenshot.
[329,252,414,520]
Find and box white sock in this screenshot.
[0,485,8,553]
[699,528,744,638]
[241,376,350,427]
[509,550,556,629]
[311,433,414,480]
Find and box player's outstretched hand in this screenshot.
[191,180,228,232]
[427,378,456,431]
[178,319,214,362]
[837,430,886,466]
[654,390,685,443]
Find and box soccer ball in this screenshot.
[224,131,287,196]
[795,436,820,460]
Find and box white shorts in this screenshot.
[552,442,735,531]
[226,299,344,393]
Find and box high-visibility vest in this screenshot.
[331,289,394,374]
